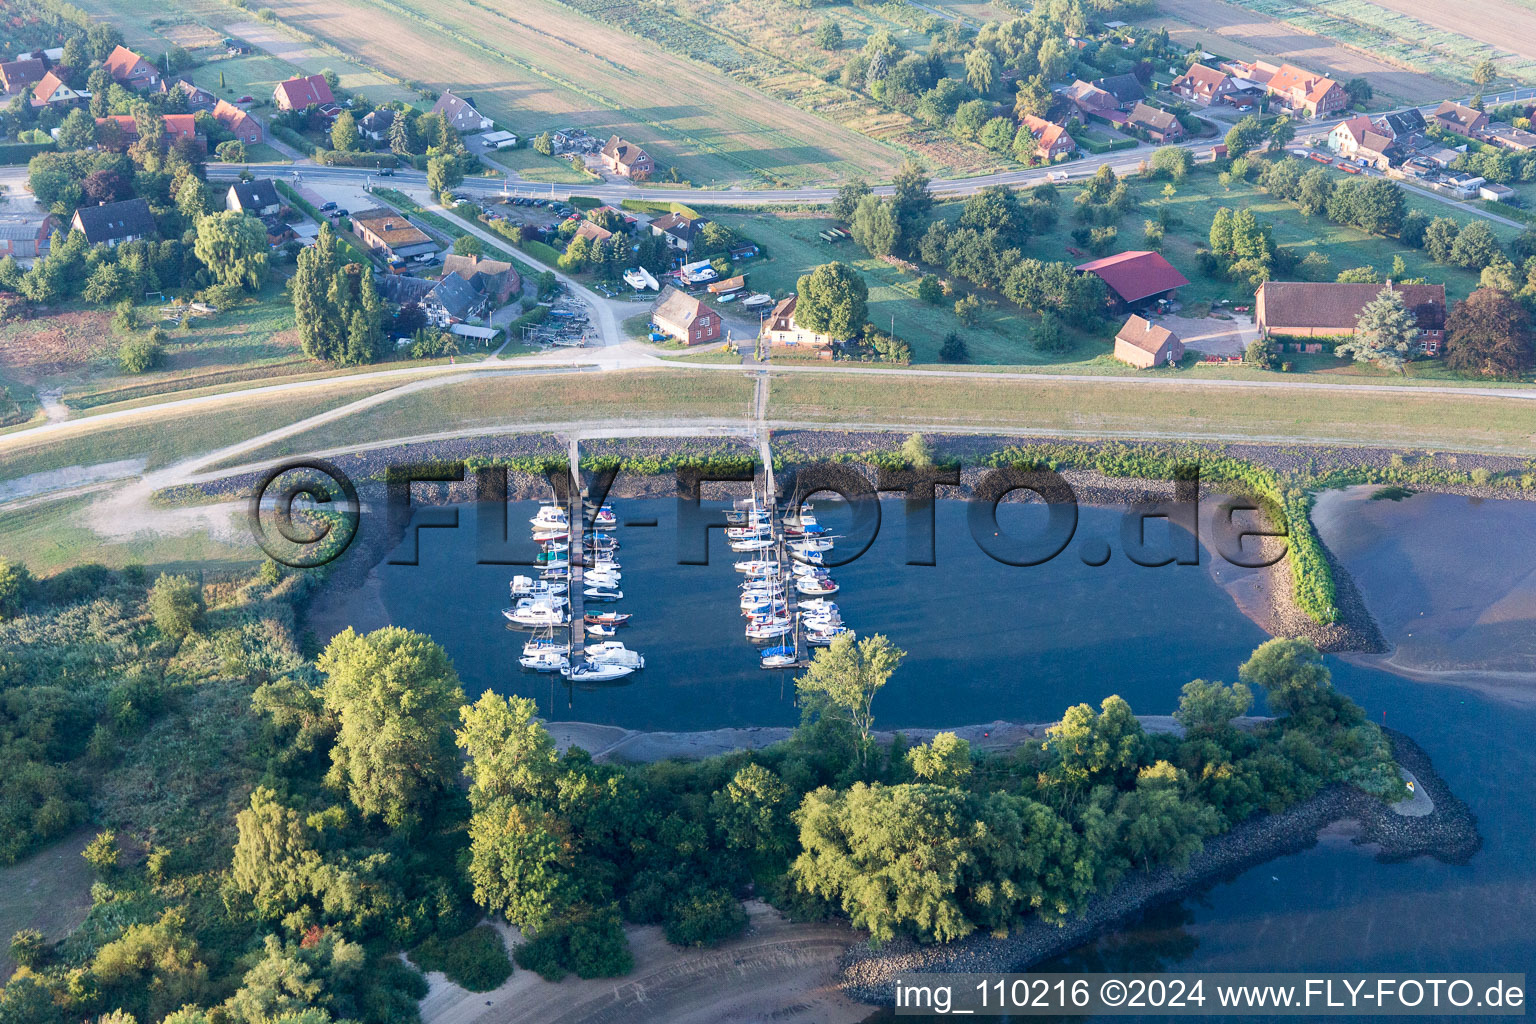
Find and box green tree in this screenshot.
[1150,145,1191,181]
[905,731,972,785]
[83,262,127,305]
[453,233,484,257]
[1237,638,1334,718]
[1041,695,1147,803]
[216,139,246,163]
[1422,216,1460,263]
[329,110,360,152]
[1473,58,1497,88]
[82,829,120,876]
[55,107,96,150]
[428,154,464,197]
[900,431,933,467]
[1173,679,1254,734]
[951,99,989,141]
[175,174,211,222]
[317,627,466,828]
[794,261,868,340]
[709,763,792,860]
[918,273,944,305]
[7,929,46,970]
[390,111,419,155]
[1335,265,1380,284]
[1223,115,1265,159]
[939,331,968,362]
[1445,286,1535,378]
[816,21,843,50]
[456,692,559,807]
[848,194,898,257]
[1115,761,1219,871]
[964,47,997,95]
[1268,115,1295,150]
[531,131,552,156]
[1335,285,1417,372]
[795,632,905,768]
[831,178,870,222]
[1448,220,1501,271]
[118,332,163,373]
[193,210,269,292]
[148,573,204,637]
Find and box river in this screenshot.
[372,492,1536,989]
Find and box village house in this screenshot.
[1019,114,1076,161]
[212,99,263,145]
[650,211,710,252]
[651,285,720,345]
[760,293,835,350]
[1378,107,1427,141]
[1327,115,1399,168]
[1075,250,1189,311]
[600,135,653,179]
[1171,64,1236,105]
[573,219,614,245]
[30,70,83,108]
[0,216,54,260]
[1091,73,1145,109]
[1064,79,1121,122]
[1431,100,1487,137]
[1113,315,1183,368]
[423,272,490,327]
[0,57,46,95]
[1230,61,1343,117]
[1254,281,1446,352]
[431,91,493,133]
[104,45,159,91]
[442,253,521,306]
[160,78,216,111]
[93,115,139,149]
[225,179,283,218]
[273,74,334,112]
[1126,102,1183,142]
[70,197,156,248]
[359,108,395,142]
[1481,122,1536,152]
[350,208,438,260]
[163,113,204,151]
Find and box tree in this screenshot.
[148,573,204,636]
[84,262,127,305]
[890,159,932,247]
[918,274,944,305]
[1173,679,1254,734]
[900,431,933,467]
[1445,287,1535,378]
[55,107,96,150]
[453,233,485,257]
[1238,638,1334,718]
[816,21,843,50]
[1422,216,1460,262]
[794,261,868,340]
[964,47,997,95]
[848,194,898,257]
[1115,761,1219,871]
[82,829,120,876]
[428,154,464,197]
[1335,285,1417,372]
[1150,145,1191,181]
[0,559,34,621]
[1335,265,1380,284]
[1269,115,1295,149]
[216,139,246,163]
[1041,695,1147,800]
[317,627,466,828]
[953,292,981,326]
[1343,77,1372,105]
[8,929,46,970]
[531,131,552,156]
[1013,74,1052,118]
[176,174,211,222]
[1245,334,1278,369]
[1473,58,1497,88]
[795,632,905,768]
[1448,220,1501,270]
[710,763,791,860]
[1033,310,1069,352]
[939,331,968,362]
[831,178,870,222]
[193,210,269,291]
[906,731,972,785]
[1223,115,1265,159]
[951,99,989,140]
[329,110,360,152]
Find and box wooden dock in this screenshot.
[568,437,584,659]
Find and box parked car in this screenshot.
[320,201,338,211]
[334,208,349,217]
[378,168,394,177]
[236,95,254,104]
[412,253,435,263]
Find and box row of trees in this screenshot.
[290,224,388,365]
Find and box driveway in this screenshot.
[1155,314,1257,356]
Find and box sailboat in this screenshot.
[761,616,801,669]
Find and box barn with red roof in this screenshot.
[1074,251,1189,310]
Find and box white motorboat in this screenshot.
[530,505,567,528]
[563,660,636,682]
[510,575,567,603]
[505,599,571,627]
[806,624,852,646]
[742,293,773,309]
[584,587,623,601]
[726,523,772,539]
[586,641,644,669]
[729,537,775,552]
[520,649,569,672]
[734,559,779,576]
[795,575,839,596]
[790,536,834,553]
[799,597,837,611]
[587,505,617,527]
[584,568,622,586]
[742,598,789,618]
[586,622,617,637]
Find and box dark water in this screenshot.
[375,495,1536,989]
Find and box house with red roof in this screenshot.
[1327,115,1399,168]
[30,70,83,108]
[94,114,139,150]
[1019,114,1076,161]
[163,113,205,151]
[1262,63,1345,118]
[104,45,159,91]
[273,74,334,111]
[1074,251,1189,311]
[212,99,263,144]
[1172,64,1237,106]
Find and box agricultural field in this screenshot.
[1136,0,1456,105]
[718,160,1510,367]
[249,0,912,187]
[1343,0,1536,68]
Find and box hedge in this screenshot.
[0,140,56,164]
[567,195,602,209]
[315,149,399,168]
[269,124,311,153]
[522,239,562,265]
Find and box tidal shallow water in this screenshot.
[374,494,1536,996]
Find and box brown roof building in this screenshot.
[212,99,263,144]
[0,57,46,94]
[442,253,521,305]
[651,285,720,346]
[1020,114,1076,161]
[1255,281,1446,342]
[760,293,835,349]
[1431,100,1488,136]
[104,45,159,90]
[1263,63,1345,118]
[600,135,653,179]
[1075,251,1189,309]
[1126,102,1184,142]
[573,219,614,244]
[30,70,83,108]
[350,208,438,259]
[1113,315,1183,368]
[273,74,334,111]
[1171,64,1237,105]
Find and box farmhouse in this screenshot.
[0,216,54,260]
[1113,315,1183,368]
[273,74,334,111]
[1255,281,1446,349]
[1481,122,1536,152]
[442,253,520,305]
[30,70,83,108]
[350,208,438,260]
[651,211,710,252]
[1171,64,1236,105]
[1327,116,1398,168]
[1126,102,1183,142]
[423,272,489,326]
[601,135,653,179]
[70,197,156,247]
[760,294,835,349]
[225,179,283,218]
[1075,251,1189,310]
[104,45,159,91]
[359,108,395,142]
[212,99,263,144]
[1019,114,1076,161]
[1431,101,1487,136]
[0,58,46,94]
[651,285,720,345]
[432,91,493,133]
[1240,62,1344,117]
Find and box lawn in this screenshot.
[766,371,1536,453]
[241,143,291,164]
[0,492,256,575]
[0,830,96,983]
[486,146,600,186]
[716,159,1517,369]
